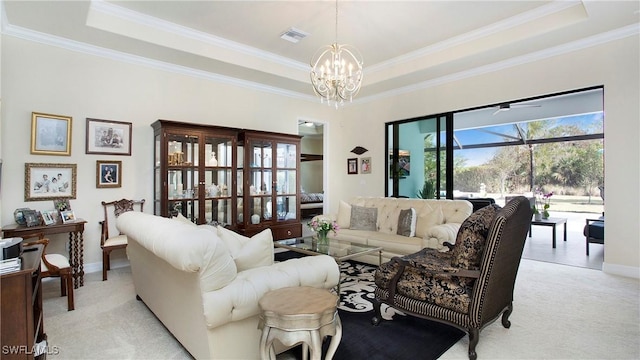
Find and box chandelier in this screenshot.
[310,0,363,108]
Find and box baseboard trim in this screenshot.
[602,262,640,279]
[83,258,130,275]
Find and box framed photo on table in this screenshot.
[31,112,72,156]
[25,163,77,201]
[86,118,132,155]
[60,210,77,223]
[96,160,122,188]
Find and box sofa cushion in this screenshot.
[450,204,501,270]
[336,200,352,229]
[214,226,274,272]
[397,208,417,237]
[415,207,444,238]
[350,205,378,231]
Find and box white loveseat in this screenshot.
[316,197,472,265]
[117,212,339,360]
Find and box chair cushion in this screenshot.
[450,204,501,271]
[41,253,70,272]
[350,205,378,231]
[374,248,473,314]
[584,218,604,240]
[104,234,127,247]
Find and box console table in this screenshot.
[3,219,86,288]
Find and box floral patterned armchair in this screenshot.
[372,196,533,360]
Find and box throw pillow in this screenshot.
[350,205,378,231]
[336,200,352,229]
[450,204,501,270]
[172,212,197,226]
[215,226,274,272]
[396,208,417,237]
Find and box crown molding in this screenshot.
[357,24,639,104]
[2,20,316,102]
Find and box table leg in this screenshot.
[78,231,85,286]
[68,232,78,289]
[563,222,567,242]
[552,224,557,248]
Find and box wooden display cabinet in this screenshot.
[152,120,238,226]
[237,130,302,239]
[151,120,302,240]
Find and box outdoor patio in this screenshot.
[522,210,604,270]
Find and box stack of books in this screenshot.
[0,257,22,275]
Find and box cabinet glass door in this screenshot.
[249,140,273,224]
[275,142,298,221]
[167,133,198,219]
[204,136,234,225]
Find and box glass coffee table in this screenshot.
[275,236,383,293]
[275,236,383,266]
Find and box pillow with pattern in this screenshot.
[350,205,378,231]
[450,204,501,270]
[396,208,417,237]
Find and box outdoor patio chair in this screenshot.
[372,196,532,360]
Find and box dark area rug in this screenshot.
[275,251,465,360]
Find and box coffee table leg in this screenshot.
[563,222,567,242]
[552,224,557,248]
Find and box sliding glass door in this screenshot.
[386,115,453,198]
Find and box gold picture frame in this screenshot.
[96,160,122,188]
[25,163,77,201]
[31,112,72,156]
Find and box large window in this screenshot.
[386,87,604,210]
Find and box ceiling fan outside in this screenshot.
[492,102,541,115]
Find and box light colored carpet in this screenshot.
[42,259,639,359]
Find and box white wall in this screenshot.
[1,33,638,277]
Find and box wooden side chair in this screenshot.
[100,199,145,281]
[23,233,75,311]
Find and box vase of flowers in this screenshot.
[307,218,339,246]
[535,189,553,219]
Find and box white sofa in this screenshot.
[316,197,473,265]
[117,212,340,360]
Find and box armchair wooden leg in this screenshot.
[371,298,383,326]
[102,250,109,281]
[468,328,479,360]
[61,269,75,311]
[501,304,513,328]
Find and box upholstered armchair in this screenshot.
[372,196,533,360]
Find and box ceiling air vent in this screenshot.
[280,27,309,43]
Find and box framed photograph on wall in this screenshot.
[361,157,371,174]
[31,112,72,156]
[96,160,122,188]
[25,163,77,201]
[347,158,358,175]
[86,118,132,155]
